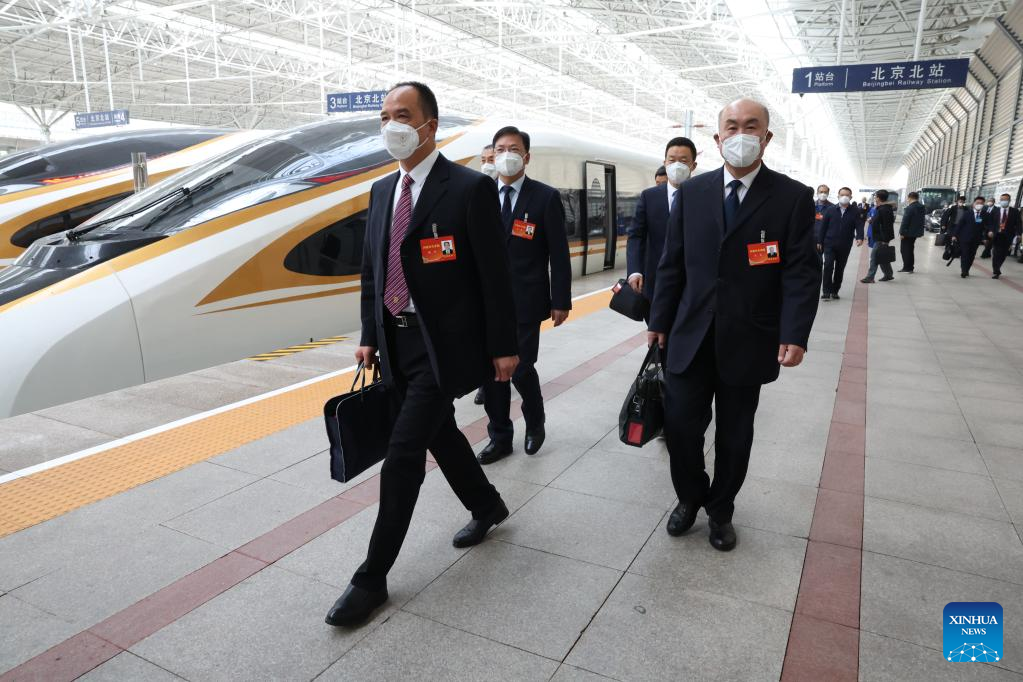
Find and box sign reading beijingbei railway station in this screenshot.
[74,109,130,129]
[791,58,969,94]
[326,90,387,113]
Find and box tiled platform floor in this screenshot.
[1,242,1022,681]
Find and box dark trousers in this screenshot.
[352,323,500,591]
[661,328,761,523]
[900,236,917,271]
[960,240,980,275]
[821,245,850,295]
[992,234,1011,274]
[484,321,544,444]
[981,239,993,258]
[865,243,893,279]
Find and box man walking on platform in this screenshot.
[326,82,519,627]
[989,193,1021,279]
[818,186,863,301]
[813,184,832,247]
[648,98,819,551]
[950,196,992,278]
[478,126,572,464]
[861,190,895,284]
[898,191,926,273]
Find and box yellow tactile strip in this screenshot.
[248,335,349,361]
[0,289,614,538]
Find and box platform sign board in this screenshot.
[792,58,969,94]
[74,109,130,129]
[326,91,387,113]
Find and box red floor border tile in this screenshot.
[972,262,1023,293]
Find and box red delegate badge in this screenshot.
[747,241,781,266]
[512,214,536,240]
[421,225,457,264]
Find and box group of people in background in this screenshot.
[941,194,1022,278]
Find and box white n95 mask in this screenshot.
[494,152,524,177]
[838,196,851,206]
[481,162,499,180]
[381,120,429,160]
[666,162,691,185]
[720,133,762,168]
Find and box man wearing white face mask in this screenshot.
[326,82,520,627]
[648,98,818,552]
[478,125,572,463]
[480,144,498,181]
[813,185,832,250]
[626,137,698,313]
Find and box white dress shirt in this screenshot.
[390,148,440,313]
[722,162,763,203]
[666,182,679,213]
[497,174,526,213]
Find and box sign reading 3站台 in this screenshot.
[791,58,969,94]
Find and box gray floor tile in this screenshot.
[0,412,113,472]
[865,458,1008,521]
[866,386,962,415]
[969,417,1023,449]
[745,439,825,488]
[566,573,790,681]
[405,541,620,660]
[630,522,806,611]
[868,408,973,442]
[0,594,79,673]
[860,551,1023,675]
[549,448,674,509]
[863,497,1023,585]
[498,487,663,570]
[949,378,1023,402]
[320,611,557,681]
[590,428,668,460]
[550,664,616,681]
[78,652,185,681]
[121,373,267,412]
[131,566,368,681]
[731,475,817,538]
[164,478,336,549]
[868,370,950,394]
[859,631,1019,682]
[866,431,987,474]
[979,445,1023,483]
[35,391,200,438]
[478,436,590,486]
[210,419,329,476]
[269,451,379,498]
[193,360,323,390]
[11,525,223,627]
[995,478,1023,525]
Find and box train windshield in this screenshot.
[918,187,957,213]
[79,116,471,238]
[0,129,223,195]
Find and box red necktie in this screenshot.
[1001,209,1008,231]
[384,174,414,316]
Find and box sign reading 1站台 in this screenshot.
[326,91,387,113]
[74,109,130,129]
[791,58,969,94]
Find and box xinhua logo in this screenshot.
[944,602,1003,663]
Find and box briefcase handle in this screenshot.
[637,344,662,378]
[351,361,382,392]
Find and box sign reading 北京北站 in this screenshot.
[326,91,387,113]
[791,58,969,94]
[74,109,130,129]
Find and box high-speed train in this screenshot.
[0,116,659,417]
[0,128,265,267]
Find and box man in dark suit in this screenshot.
[950,196,992,278]
[325,82,519,627]
[817,186,864,301]
[813,184,832,246]
[626,137,698,309]
[989,193,1021,279]
[648,98,818,551]
[861,190,895,283]
[477,126,572,463]
[898,191,926,273]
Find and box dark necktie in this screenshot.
[384,174,414,316]
[724,179,742,233]
[501,184,513,230]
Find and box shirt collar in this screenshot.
[398,148,440,187]
[499,173,526,195]
[722,163,762,191]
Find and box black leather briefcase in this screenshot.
[324,363,397,483]
[877,244,897,265]
[618,345,664,447]
[609,279,649,322]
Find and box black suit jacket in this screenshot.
[813,200,833,243]
[951,208,991,245]
[871,204,896,243]
[627,183,674,302]
[819,203,864,249]
[360,153,518,398]
[649,164,819,386]
[990,206,1022,239]
[501,176,572,324]
[899,202,926,238]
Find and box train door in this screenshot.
[581,161,617,275]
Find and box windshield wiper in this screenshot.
[140,170,234,230]
[66,170,233,241]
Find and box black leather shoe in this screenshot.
[993,273,1000,279]
[325,584,388,627]
[524,427,545,455]
[453,500,509,548]
[708,519,737,551]
[879,275,894,281]
[477,440,512,465]
[961,273,969,278]
[820,293,831,301]
[666,501,700,536]
[473,388,485,405]
[831,293,841,300]
[897,268,910,272]
[860,277,874,283]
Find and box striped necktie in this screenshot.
[384,174,414,316]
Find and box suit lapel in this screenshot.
[376,173,399,294]
[509,176,532,237]
[658,184,672,226]
[725,164,774,240]
[406,153,450,239]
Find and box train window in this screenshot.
[0,154,53,181]
[283,210,367,277]
[10,192,132,248]
[560,189,580,240]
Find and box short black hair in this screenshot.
[957,195,966,201]
[838,186,852,194]
[974,195,986,202]
[875,189,889,201]
[388,81,438,120]
[1001,193,1011,199]
[492,126,530,152]
[664,136,697,159]
[817,184,830,192]
[655,165,667,178]
[908,191,919,200]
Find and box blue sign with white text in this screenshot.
[792,58,969,93]
[326,91,387,113]
[74,109,130,129]
[944,602,1003,663]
